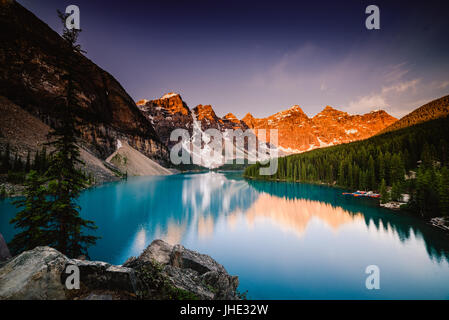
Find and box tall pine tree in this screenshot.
[439,167,449,217]
[9,171,51,254]
[43,10,99,257]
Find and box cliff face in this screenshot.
[242,106,318,152]
[137,93,193,149]
[242,105,397,152]
[138,94,250,149]
[138,93,255,167]
[0,1,167,162]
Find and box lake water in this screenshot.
[1,171,449,299]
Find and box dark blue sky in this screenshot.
[18,0,449,118]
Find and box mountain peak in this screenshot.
[313,106,348,119]
[323,105,337,112]
[194,104,218,121]
[241,113,256,128]
[224,113,238,120]
[242,112,255,120]
[160,92,180,100]
[271,105,307,119]
[368,109,386,114]
[289,105,305,113]
[136,99,149,106]
[140,93,189,116]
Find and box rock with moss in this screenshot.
[124,240,240,300]
[0,240,240,300]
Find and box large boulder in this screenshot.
[65,259,138,294]
[0,246,68,300]
[124,240,240,300]
[0,241,240,300]
[0,233,11,262]
[0,247,137,300]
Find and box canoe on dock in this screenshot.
[342,191,381,198]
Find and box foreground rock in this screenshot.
[0,240,239,300]
[430,217,449,232]
[0,233,11,263]
[123,240,239,300]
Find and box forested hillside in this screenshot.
[244,116,449,218]
[380,95,449,134]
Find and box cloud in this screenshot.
[245,42,448,119]
[381,79,420,94]
[345,79,420,116]
[248,44,321,92]
[320,82,327,91]
[383,62,410,83]
[347,94,388,114]
[438,80,449,89]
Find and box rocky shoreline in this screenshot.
[430,217,449,232]
[0,239,240,300]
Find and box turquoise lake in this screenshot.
[1,171,449,299]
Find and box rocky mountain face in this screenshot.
[0,240,240,300]
[138,93,257,168]
[138,93,250,147]
[138,93,396,165]
[380,94,449,134]
[137,93,193,149]
[0,95,121,184]
[0,1,167,163]
[242,105,397,153]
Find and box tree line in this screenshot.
[244,116,449,218]
[0,144,52,186]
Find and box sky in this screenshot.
[17,0,449,119]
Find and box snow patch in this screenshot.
[345,129,358,134]
[278,146,302,154]
[136,99,149,106]
[161,93,179,99]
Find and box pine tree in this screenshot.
[41,10,99,257]
[439,167,449,217]
[338,161,344,186]
[368,155,376,190]
[1,143,11,173]
[9,171,50,254]
[378,151,385,181]
[348,162,353,189]
[391,182,401,201]
[13,152,23,172]
[421,143,432,169]
[380,178,389,204]
[32,149,39,171]
[25,151,31,172]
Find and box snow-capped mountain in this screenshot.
[137,93,397,167]
[137,93,274,168]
